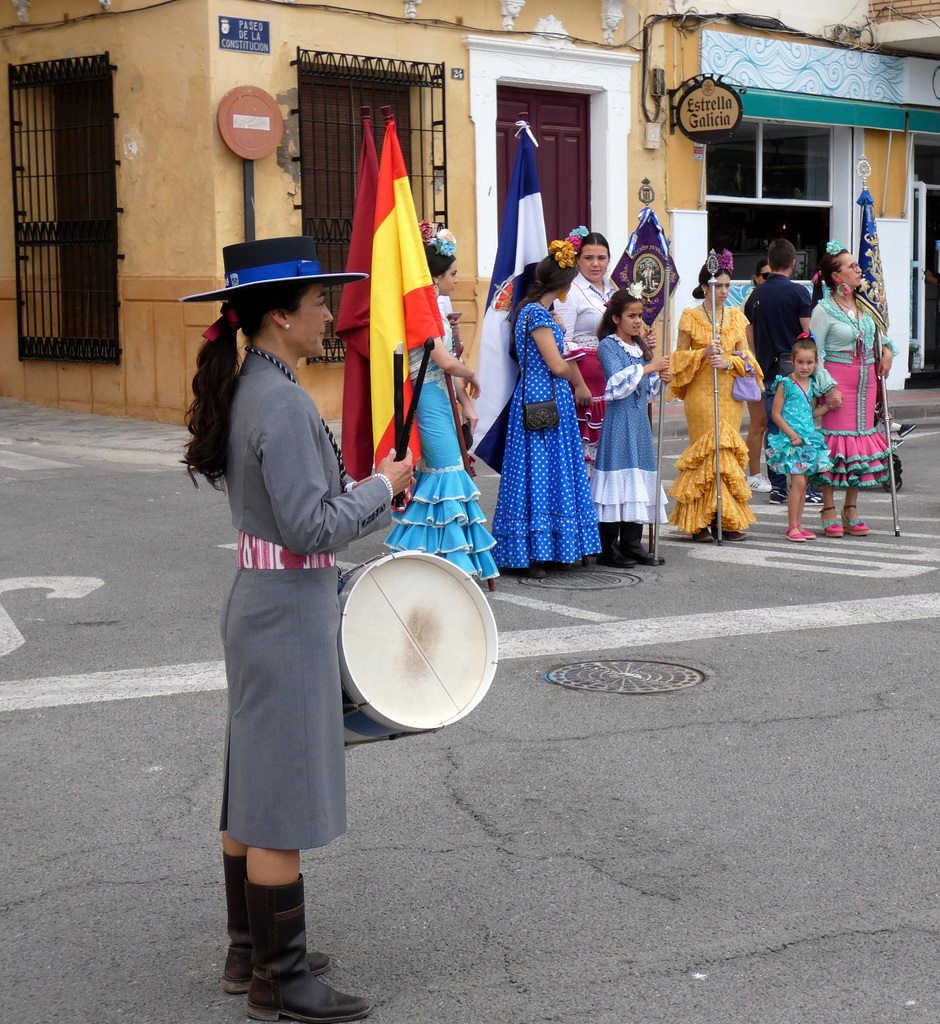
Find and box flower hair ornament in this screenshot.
[715,249,734,274]
[566,225,588,253]
[626,281,644,300]
[549,238,577,268]
[419,221,457,256]
[826,240,846,256]
[433,228,456,257]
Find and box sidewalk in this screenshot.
[1,388,939,449]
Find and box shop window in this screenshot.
[8,54,121,363]
[707,121,829,202]
[296,50,446,362]
[707,121,831,277]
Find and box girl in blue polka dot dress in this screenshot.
[591,287,672,567]
[490,242,602,578]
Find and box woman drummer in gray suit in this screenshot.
[182,236,413,1024]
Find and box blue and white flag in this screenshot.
[856,185,889,332]
[471,124,546,474]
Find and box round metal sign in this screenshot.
[217,85,284,161]
[673,76,742,144]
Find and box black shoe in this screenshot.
[597,523,637,568]
[222,854,329,995]
[245,876,372,1022]
[805,488,824,506]
[769,489,788,504]
[897,422,917,438]
[619,522,659,565]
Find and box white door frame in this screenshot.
[464,34,638,280]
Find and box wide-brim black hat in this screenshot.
[180,235,367,303]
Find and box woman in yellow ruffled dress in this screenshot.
[668,253,763,542]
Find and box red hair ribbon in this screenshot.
[202,303,240,343]
[812,271,822,284]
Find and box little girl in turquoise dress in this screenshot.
[768,336,834,542]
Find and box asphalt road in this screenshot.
[2,403,940,1024]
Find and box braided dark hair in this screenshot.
[182,280,312,488]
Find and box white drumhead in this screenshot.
[338,552,498,732]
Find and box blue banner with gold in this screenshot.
[856,186,889,332]
[611,207,678,325]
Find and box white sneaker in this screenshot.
[747,473,772,492]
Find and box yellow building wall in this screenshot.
[0,0,625,422]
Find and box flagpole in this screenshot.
[856,155,899,535]
[877,342,901,536]
[706,249,723,544]
[653,260,669,564]
[618,180,676,563]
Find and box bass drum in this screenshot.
[337,552,498,745]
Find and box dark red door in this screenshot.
[496,86,591,243]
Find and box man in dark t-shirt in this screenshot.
[745,239,840,503]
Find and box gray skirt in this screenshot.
[219,566,346,850]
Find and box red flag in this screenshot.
[370,113,443,463]
[337,109,379,481]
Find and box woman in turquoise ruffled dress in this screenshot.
[385,228,499,583]
[768,336,834,542]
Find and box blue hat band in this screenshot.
[225,259,324,289]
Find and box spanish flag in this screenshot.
[370,114,444,463]
[337,109,379,482]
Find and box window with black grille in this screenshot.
[295,50,446,362]
[9,54,121,363]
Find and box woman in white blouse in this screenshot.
[555,229,615,474]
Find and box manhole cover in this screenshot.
[544,660,705,694]
[519,570,639,590]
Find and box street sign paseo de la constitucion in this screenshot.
[218,16,270,54]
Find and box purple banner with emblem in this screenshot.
[611,207,678,325]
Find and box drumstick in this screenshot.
[396,337,435,458]
[393,337,435,509]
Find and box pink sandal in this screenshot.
[797,525,816,540]
[841,505,869,536]
[820,507,843,537]
[786,526,806,543]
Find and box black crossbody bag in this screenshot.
[520,309,560,431]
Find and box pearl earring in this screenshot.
[283,323,291,329]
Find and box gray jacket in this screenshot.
[225,353,390,553]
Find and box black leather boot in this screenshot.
[596,522,636,568]
[620,522,662,565]
[245,875,371,1022]
[222,855,330,994]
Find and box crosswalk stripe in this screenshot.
[2,593,940,712]
[675,542,933,578]
[0,451,73,471]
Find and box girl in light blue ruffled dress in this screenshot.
[768,336,834,542]
[385,228,499,581]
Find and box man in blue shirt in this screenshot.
[745,238,840,504]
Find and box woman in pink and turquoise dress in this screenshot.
[809,242,897,537]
